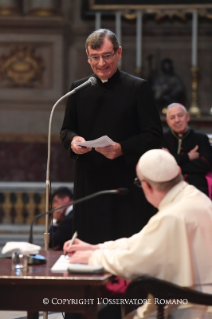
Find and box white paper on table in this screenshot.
[51,255,71,273]
[73,135,114,148]
[51,255,104,274]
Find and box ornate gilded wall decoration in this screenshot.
[0,0,20,16]
[199,9,212,19]
[28,0,59,17]
[28,8,58,17]
[155,9,187,21]
[0,45,45,88]
[0,6,20,16]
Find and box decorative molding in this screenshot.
[28,8,61,17]
[199,9,212,19]
[0,6,20,16]
[89,0,212,11]
[155,10,187,21]
[85,1,212,20]
[0,45,45,88]
[0,33,64,103]
[121,9,190,21]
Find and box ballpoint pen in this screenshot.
[65,231,78,256]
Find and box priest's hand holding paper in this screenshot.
[71,135,122,159]
[71,136,92,155]
[95,142,123,159]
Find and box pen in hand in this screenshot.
[65,231,78,256]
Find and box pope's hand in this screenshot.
[69,250,93,264]
[63,238,99,256]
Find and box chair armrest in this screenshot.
[123,275,212,317]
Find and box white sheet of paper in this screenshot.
[51,255,104,274]
[73,135,114,148]
[51,255,71,273]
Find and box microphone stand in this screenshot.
[45,90,76,252]
[43,77,97,319]
[45,77,97,252]
[44,89,81,319]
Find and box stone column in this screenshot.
[115,11,122,68]
[189,11,201,117]
[95,12,101,30]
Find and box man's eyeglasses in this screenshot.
[134,178,142,188]
[88,52,116,64]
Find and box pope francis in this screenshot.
[64,149,212,319]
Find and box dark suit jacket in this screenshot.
[49,208,73,250]
[163,128,212,196]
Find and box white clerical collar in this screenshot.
[101,79,108,83]
[65,205,73,216]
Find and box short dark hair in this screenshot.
[51,187,73,201]
[85,29,120,52]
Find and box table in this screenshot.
[0,251,113,319]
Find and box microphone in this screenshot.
[73,76,97,93]
[45,76,97,251]
[29,188,128,245]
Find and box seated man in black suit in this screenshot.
[163,102,212,197]
[49,187,73,250]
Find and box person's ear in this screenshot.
[142,181,153,194]
[186,112,190,123]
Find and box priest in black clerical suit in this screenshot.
[163,103,212,197]
[60,29,163,244]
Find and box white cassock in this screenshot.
[89,181,212,318]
